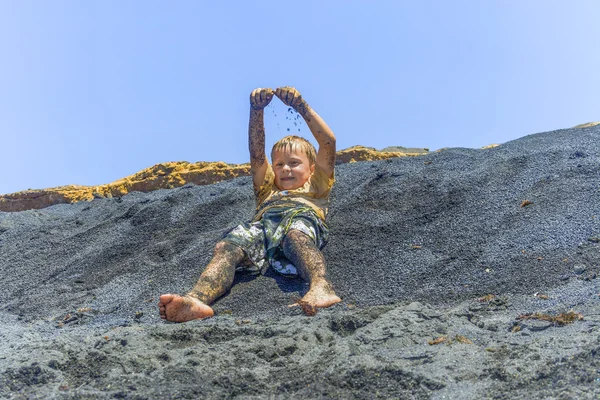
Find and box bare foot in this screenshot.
[158,294,214,322]
[290,280,341,316]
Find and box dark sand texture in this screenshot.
[1,125,600,399]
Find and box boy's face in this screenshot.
[272,148,315,191]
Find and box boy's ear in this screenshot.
[310,163,315,174]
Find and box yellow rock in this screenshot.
[335,145,423,164]
[481,144,500,149]
[573,121,600,129]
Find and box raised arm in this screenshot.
[274,87,336,177]
[248,88,274,191]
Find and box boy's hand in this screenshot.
[250,88,274,110]
[274,86,306,110]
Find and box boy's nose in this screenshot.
[282,165,291,171]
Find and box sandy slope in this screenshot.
[1,125,599,399]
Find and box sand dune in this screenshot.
[1,125,599,399]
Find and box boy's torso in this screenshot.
[253,163,334,222]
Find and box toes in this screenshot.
[159,294,175,304]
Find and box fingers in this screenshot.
[274,86,302,107]
[275,86,292,104]
[260,88,274,103]
[286,90,296,106]
[250,88,259,106]
[255,88,264,105]
[252,87,304,109]
[250,88,273,109]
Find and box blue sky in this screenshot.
[1,1,598,195]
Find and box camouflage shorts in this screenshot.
[221,205,329,276]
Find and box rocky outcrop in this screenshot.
[573,121,600,129]
[334,145,426,164]
[0,146,429,212]
[0,161,252,213]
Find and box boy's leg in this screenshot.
[158,241,245,322]
[282,229,341,311]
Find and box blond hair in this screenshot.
[271,136,316,165]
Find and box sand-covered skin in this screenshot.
[1,125,600,399]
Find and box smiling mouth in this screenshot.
[281,177,295,181]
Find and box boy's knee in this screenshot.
[214,241,228,252]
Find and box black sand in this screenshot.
[1,125,599,399]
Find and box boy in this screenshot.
[159,87,341,322]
